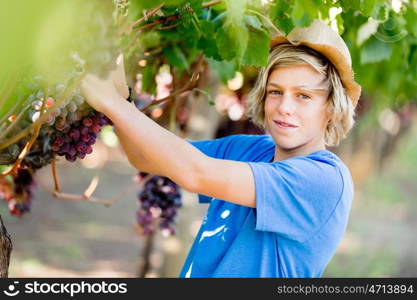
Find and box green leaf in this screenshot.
[357,19,380,46]
[178,20,201,48]
[163,44,190,71]
[158,27,182,43]
[161,0,188,8]
[140,31,161,49]
[215,26,236,61]
[207,58,237,83]
[198,37,221,60]
[244,15,262,30]
[215,21,249,66]
[408,46,417,80]
[129,0,166,10]
[200,20,216,38]
[360,36,393,64]
[269,0,292,16]
[291,0,307,26]
[218,0,249,65]
[242,28,271,66]
[189,0,204,17]
[340,0,361,11]
[269,0,295,34]
[278,17,295,35]
[197,20,221,59]
[291,0,314,28]
[225,0,247,22]
[374,14,407,43]
[360,0,378,17]
[141,63,157,95]
[127,0,143,21]
[335,12,345,34]
[404,5,417,37]
[317,0,330,19]
[372,1,390,22]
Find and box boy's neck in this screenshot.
[272,140,326,162]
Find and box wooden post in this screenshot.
[138,232,154,278]
[0,214,12,278]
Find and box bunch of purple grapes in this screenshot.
[26,77,86,127]
[21,127,55,170]
[135,172,182,237]
[6,168,36,217]
[50,111,113,162]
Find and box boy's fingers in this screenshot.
[112,53,125,81]
[112,53,129,98]
[83,73,100,86]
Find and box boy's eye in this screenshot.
[299,94,311,100]
[267,90,282,95]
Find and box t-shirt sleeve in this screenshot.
[186,135,239,204]
[247,156,344,242]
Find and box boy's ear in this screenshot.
[324,101,333,124]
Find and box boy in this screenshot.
[81,19,361,277]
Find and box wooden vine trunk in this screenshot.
[0,215,12,278]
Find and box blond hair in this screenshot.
[246,44,355,147]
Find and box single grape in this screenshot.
[69,128,80,141]
[83,117,93,127]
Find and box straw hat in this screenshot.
[270,19,362,107]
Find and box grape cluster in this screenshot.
[0,169,36,217]
[135,172,182,237]
[27,77,86,127]
[1,72,115,168]
[22,127,55,170]
[0,76,114,219]
[22,74,114,163]
[50,111,112,162]
[0,144,20,166]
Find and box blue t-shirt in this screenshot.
[179,134,353,278]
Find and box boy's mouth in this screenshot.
[274,120,298,128]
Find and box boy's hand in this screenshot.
[110,54,129,99]
[81,54,129,113]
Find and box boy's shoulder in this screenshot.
[221,133,275,147]
[219,134,275,159]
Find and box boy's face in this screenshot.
[264,64,330,153]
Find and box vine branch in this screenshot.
[0,104,30,142]
[42,163,153,207]
[132,3,165,27]
[51,160,60,192]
